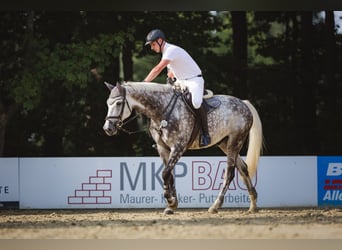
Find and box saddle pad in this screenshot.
[203,97,221,113]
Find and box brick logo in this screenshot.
[68,169,112,204]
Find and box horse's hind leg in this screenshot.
[236,156,258,213]
[208,138,238,214]
[208,158,236,214]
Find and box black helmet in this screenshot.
[145,29,165,45]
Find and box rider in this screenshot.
[143,29,211,147]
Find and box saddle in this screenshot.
[171,80,221,113]
[176,88,221,147]
[179,88,221,115]
[203,89,221,113]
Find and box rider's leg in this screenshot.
[194,104,211,146]
[185,78,211,147]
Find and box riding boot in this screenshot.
[195,104,211,147]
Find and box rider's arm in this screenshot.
[144,59,170,82]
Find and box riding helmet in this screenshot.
[145,29,165,45]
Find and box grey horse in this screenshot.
[103,81,263,214]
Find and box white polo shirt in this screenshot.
[162,42,202,80]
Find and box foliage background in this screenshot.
[1,11,341,157]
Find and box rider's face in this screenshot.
[150,39,163,53]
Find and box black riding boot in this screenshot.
[195,104,211,147]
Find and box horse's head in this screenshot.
[103,82,132,136]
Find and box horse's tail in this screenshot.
[243,100,263,178]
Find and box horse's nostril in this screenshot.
[104,126,112,132]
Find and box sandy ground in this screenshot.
[0,208,341,239]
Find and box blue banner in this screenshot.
[317,156,342,207]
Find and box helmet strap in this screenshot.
[156,39,164,53]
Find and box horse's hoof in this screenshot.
[169,198,178,210]
[208,207,218,214]
[164,208,174,215]
[247,207,258,213]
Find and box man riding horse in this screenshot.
[143,29,211,147]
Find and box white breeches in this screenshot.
[176,77,204,109]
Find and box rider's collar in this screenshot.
[161,41,168,54]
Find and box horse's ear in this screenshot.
[116,82,123,92]
[104,81,114,91]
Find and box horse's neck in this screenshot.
[126,83,172,119]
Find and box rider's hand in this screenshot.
[179,82,187,91]
[172,80,187,92]
[166,77,177,85]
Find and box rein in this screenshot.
[161,89,182,124]
[115,113,142,135]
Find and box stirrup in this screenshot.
[200,134,211,147]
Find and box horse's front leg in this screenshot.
[162,152,183,214]
[149,122,188,214]
[149,125,177,214]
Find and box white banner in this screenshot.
[256,156,317,207]
[0,158,19,203]
[18,156,317,209]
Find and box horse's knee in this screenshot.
[162,168,171,183]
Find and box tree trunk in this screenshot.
[0,110,4,156]
[122,40,134,81]
[293,11,318,153]
[231,11,248,99]
[324,11,337,113]
[321,11,338,153]
[0,104,17,156]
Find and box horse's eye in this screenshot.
[116,101,123,106]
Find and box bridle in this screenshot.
[104,86,141,135]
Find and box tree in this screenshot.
[0,11,35,155]
[293,11,318,153]
[2,11,342,156]
[2,11,128,156]
[231,11,248,99]
[2,11,224,156]
[319,11,340,153]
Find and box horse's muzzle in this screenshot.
[103,120,118,136]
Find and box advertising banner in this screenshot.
[317,156,342,207]
[0,158,19,206]
[19,156,318,209]
[257,156,317,207]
